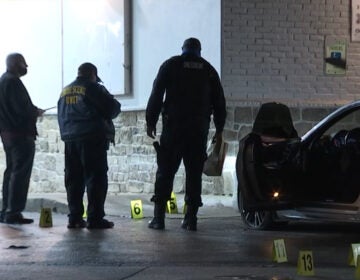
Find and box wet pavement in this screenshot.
[0,194,359,279]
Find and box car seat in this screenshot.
[252,102,298,139]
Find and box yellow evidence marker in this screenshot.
[356,255,360,280]
[297,250,315,276]
[82,201,87,218]
[166,192,178,214]
[272,239,288,263]
[348,243,360,266]
[39,207,53,228]
[130,200,144,219]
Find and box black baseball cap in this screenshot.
[78,62,102,83]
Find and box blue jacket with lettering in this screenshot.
[57,77,121,142]
[146,53,226,134]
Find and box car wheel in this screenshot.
[237,189,273,230]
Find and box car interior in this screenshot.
[307,126,360,204]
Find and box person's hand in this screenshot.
[147,125,156,139]
[37,108,45,116]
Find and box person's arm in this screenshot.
[145,61,169,138]
[85,83,121,120]
[210,69,226,135]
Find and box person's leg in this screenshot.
[181,132,207,231]
[64,141,86,228]
[1,146,12,222]
[4,138,35,224]
[81,139,112,229]
[149,132,182,230]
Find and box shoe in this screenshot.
[181,217,197,231]
[5,215,34,225]
[148,217,165,230]
[67,219,87,229]
[148,202,166,230]
[181,205,198,231]
[87,219,114,229]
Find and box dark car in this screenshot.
[236,101,360,230]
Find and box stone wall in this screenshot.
[0,111,229,196]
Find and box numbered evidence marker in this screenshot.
[297,250,315,276]
[348,243,360,266]
[130,200,144,219]
[166,192,178,214]
[272,239,288,263]
[39,207,53,228]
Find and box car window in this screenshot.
[323,109,360,139]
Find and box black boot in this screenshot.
[148,203,166,230]
[181,205,198,231]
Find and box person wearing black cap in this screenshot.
[146,38,226,231]
[57,62,121,229]
[0,53,45,224]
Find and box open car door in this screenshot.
[236,132,302,212]
[236,102,302,212]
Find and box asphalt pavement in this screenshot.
[0,193,359,280]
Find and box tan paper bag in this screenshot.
[203,137,228,176]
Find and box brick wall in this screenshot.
[222,0,360,153]
[222,0,360,105]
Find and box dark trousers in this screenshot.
[64,139,108,223]
[152,123,208,207]
[1,137,35,220]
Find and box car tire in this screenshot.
[237,189,273,230]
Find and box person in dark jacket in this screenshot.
[146,38,226,231]
[0,53,45,224]
[58,62,121,229]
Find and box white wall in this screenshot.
[0,0,62,110]
[128,0,221,110]
[0,0,220,111]
[0,0,125,112]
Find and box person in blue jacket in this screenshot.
[58,62,121,229]
[146,38,226,231]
